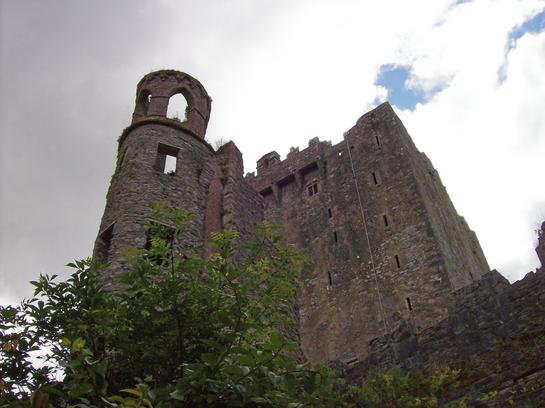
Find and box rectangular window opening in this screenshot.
[395,255,401,268]
[96,223,114,264]
[155,143,180,175]
[383,215,389,227]
[307,183,318,196]
[375,135,381,146]
[328,271,333,286]
[406,297,413,311]
[333,231,338,243]
[307,186,313,196]
[372,172,378,185]
[328,208,332,218]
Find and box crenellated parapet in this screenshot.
[248,137,333,202]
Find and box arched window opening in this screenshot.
[135,90,152,116]
[167,93,189,122]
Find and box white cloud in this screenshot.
[397,2,545,281]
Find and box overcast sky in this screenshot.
[1,0,544,306]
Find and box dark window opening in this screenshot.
[395,255,401,268]
[260,187,273,197]
[135,90,152,117]
[307,183,318,196]
[95,223,114,265]
[375,135,381,146]
[328,271,333,286]
[406,297,413,311]
[383,215,389,227]
[328,208,332,218]
[333,231,338,243]
[155,144,180,175]
[372,172,378,185]
[350,145,354,151]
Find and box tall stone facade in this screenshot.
[94,70,490,364]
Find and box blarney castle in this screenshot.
[94,70,545,406]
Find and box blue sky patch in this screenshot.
[498,9,545,83]
[375,64,426,110]
[509,8,545,43]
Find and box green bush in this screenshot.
[0,203,339,407]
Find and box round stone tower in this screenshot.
[93,70,215,290]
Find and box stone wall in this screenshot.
[344,259,545,406]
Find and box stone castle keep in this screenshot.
[94,71,545,403]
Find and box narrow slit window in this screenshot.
[95,223,114,264]
[395,255,401,268]
[313,184,318,194]
[375,135,381,146]
[333,231,338,243]
[372,172,378,185]
[155,144,180,175]
[328,208,332,218]
[383,215,389,227]
[406,297,413,311]
[328,271,333,286]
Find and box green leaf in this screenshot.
[120,388,142,398]
[201,353,217,366]
[170,389,185,401]
[223,365,244,377]
[71,337,85,352]
[68,383,93,398]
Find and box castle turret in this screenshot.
[93,70,216,290]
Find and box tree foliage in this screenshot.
[0,204,339,407]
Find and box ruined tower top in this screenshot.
[131,70,212,138]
